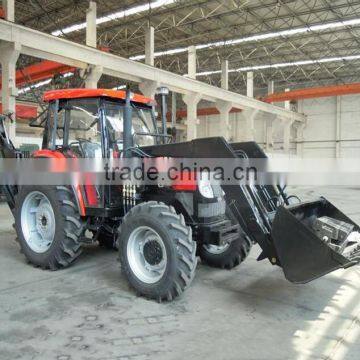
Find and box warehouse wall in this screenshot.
[298,95,360,158]
[196,94,360,158]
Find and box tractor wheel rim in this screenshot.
[21,191,56,254]
[127,226,167,284]
[203,243,230,254]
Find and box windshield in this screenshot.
[105,101,156,149]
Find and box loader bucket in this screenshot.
[271,198,360,283]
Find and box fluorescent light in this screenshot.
[130,47,187,61]
[196,54,360,76]
[52,0,175,36]
[18,79,52,94]
[112,85,127,90]
[18,72,74,94]
[129,18,360,61]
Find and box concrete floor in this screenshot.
[0,186,360,360]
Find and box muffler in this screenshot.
[271,197,360,283]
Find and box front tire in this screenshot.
[199,236,252,269]
[199,206,252,269]
[15,186,84,270]
[119,201,197,302]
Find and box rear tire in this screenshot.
[119,201,197,302]
[15,186,84,270]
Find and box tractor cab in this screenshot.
[31,89,160,158]
[28,89,165,217]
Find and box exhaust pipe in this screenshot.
[156,86,169,144]
[123,89,134,157]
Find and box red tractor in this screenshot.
[1,88,359,302]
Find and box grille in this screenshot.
[198,200,226,218]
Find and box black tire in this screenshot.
[199,205,252,269]
[199,235,252,269]
[119,201,197,302]
[14,185,84,270]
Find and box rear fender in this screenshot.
[32,149,86,216]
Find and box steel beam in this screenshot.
[2,0,14,22]
[0,40,20,139]
[0,60,74,88]
[145,26,155,67]
[336,96,341,158]
[295,121,306,158]
[183,92,201,141]
[284,88,291,111]
[188,45,196,80]
[85,65,103,89]
[168,107,242,119]
[221,60,228,90]
[242,109,259,142]
[247,72,254,98]
[0,19,305,122]
[268,80,274,95]
[171,92,176,126]
[139,80,158,99]
[264,82,360,103]
[282,118,294,154]
[265,116,275,153]
[86,1,97,48]
[216,100,232,140]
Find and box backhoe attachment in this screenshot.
[0,113,20,214]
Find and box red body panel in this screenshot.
[33,149,67,159]
[171,170,198,192]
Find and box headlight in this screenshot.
[198,177,214,198]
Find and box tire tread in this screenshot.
[119,201,197,302]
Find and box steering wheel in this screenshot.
[75,138,92,151]
[68,138,100,158]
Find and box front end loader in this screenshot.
[142,136,360,284]
[0,88,359,302]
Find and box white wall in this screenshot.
[297,95,360,158]
[196,94,360,158]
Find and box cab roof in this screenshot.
[43,88,155,106]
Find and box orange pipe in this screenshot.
[0,103,38,119]
[0,60,75,89]
[264,82,360,103]
[1,46,110,90]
